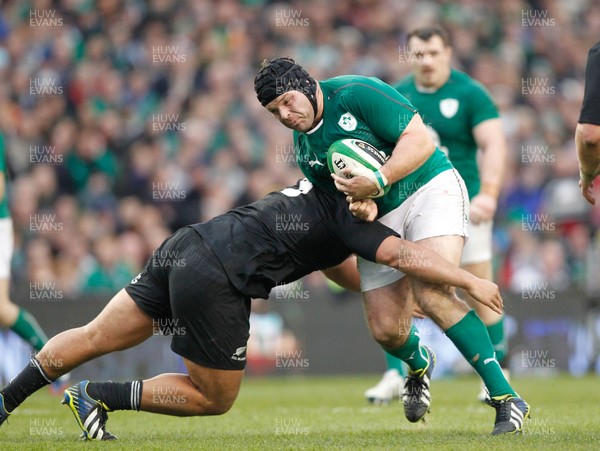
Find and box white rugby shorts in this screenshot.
[460,218,492,266]
[0,218,14,279]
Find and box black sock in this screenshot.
[1,358,54,413]
[87,380,143,411]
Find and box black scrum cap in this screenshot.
[254,57,318,116]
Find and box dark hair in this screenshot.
[407,25,451,47]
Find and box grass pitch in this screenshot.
[1,374,599,450]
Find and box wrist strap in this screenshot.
[580,170,597,183]
[373,169,388,189]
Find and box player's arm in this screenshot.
[576,123,600,204]
[332,196,502,313]
[375,236,503,314]
[471,118,507,223]
[332,79,435,198]
[321,256,360,292]
[320,258,428,319]
[320,198,375,291]
[333,115,435,199]
[378,113,435,186]
[577,41,600,204]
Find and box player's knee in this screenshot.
[192,392,236,416]
[185,363,243,416]
[369,320,407,348]
[413,282,456,313]
[204,398,235,416]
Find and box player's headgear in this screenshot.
[254,57,318,116]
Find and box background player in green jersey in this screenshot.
[366,25,509,402]
[0,133,48,352]
[255,58,529,434]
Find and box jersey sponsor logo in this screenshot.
[308,153,325,168]
[338,112,357,131]
[131,273,142,284]
[231,346,247,361]
[439,98,459,118]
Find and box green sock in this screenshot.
[486,317,506,364]
[384,351,406,377]
[445,310,516,398]
[385,325,430,374]
[10,308,48,351]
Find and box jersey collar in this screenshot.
[306,118,324,134]
[416,85,439,94]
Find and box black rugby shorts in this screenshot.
[125,226,251,370]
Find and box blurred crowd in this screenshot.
[0,0,599,300]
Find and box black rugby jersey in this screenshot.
[191,179,399,299]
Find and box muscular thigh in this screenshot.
[416,234,464,265]
[361,225,466,336]
[410,233,464,299]
[363,276,413,333]
[84,289,155,352]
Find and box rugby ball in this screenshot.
[327,138,391,198]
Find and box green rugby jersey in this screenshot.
[394,69,499,199]
[0,133,9,219]
[294,75,452,217]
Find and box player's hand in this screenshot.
[348,197,378,222]
[331,168,380,199]
[579,174,597,205]
[464,276,503,315]
[469,192,497,224]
